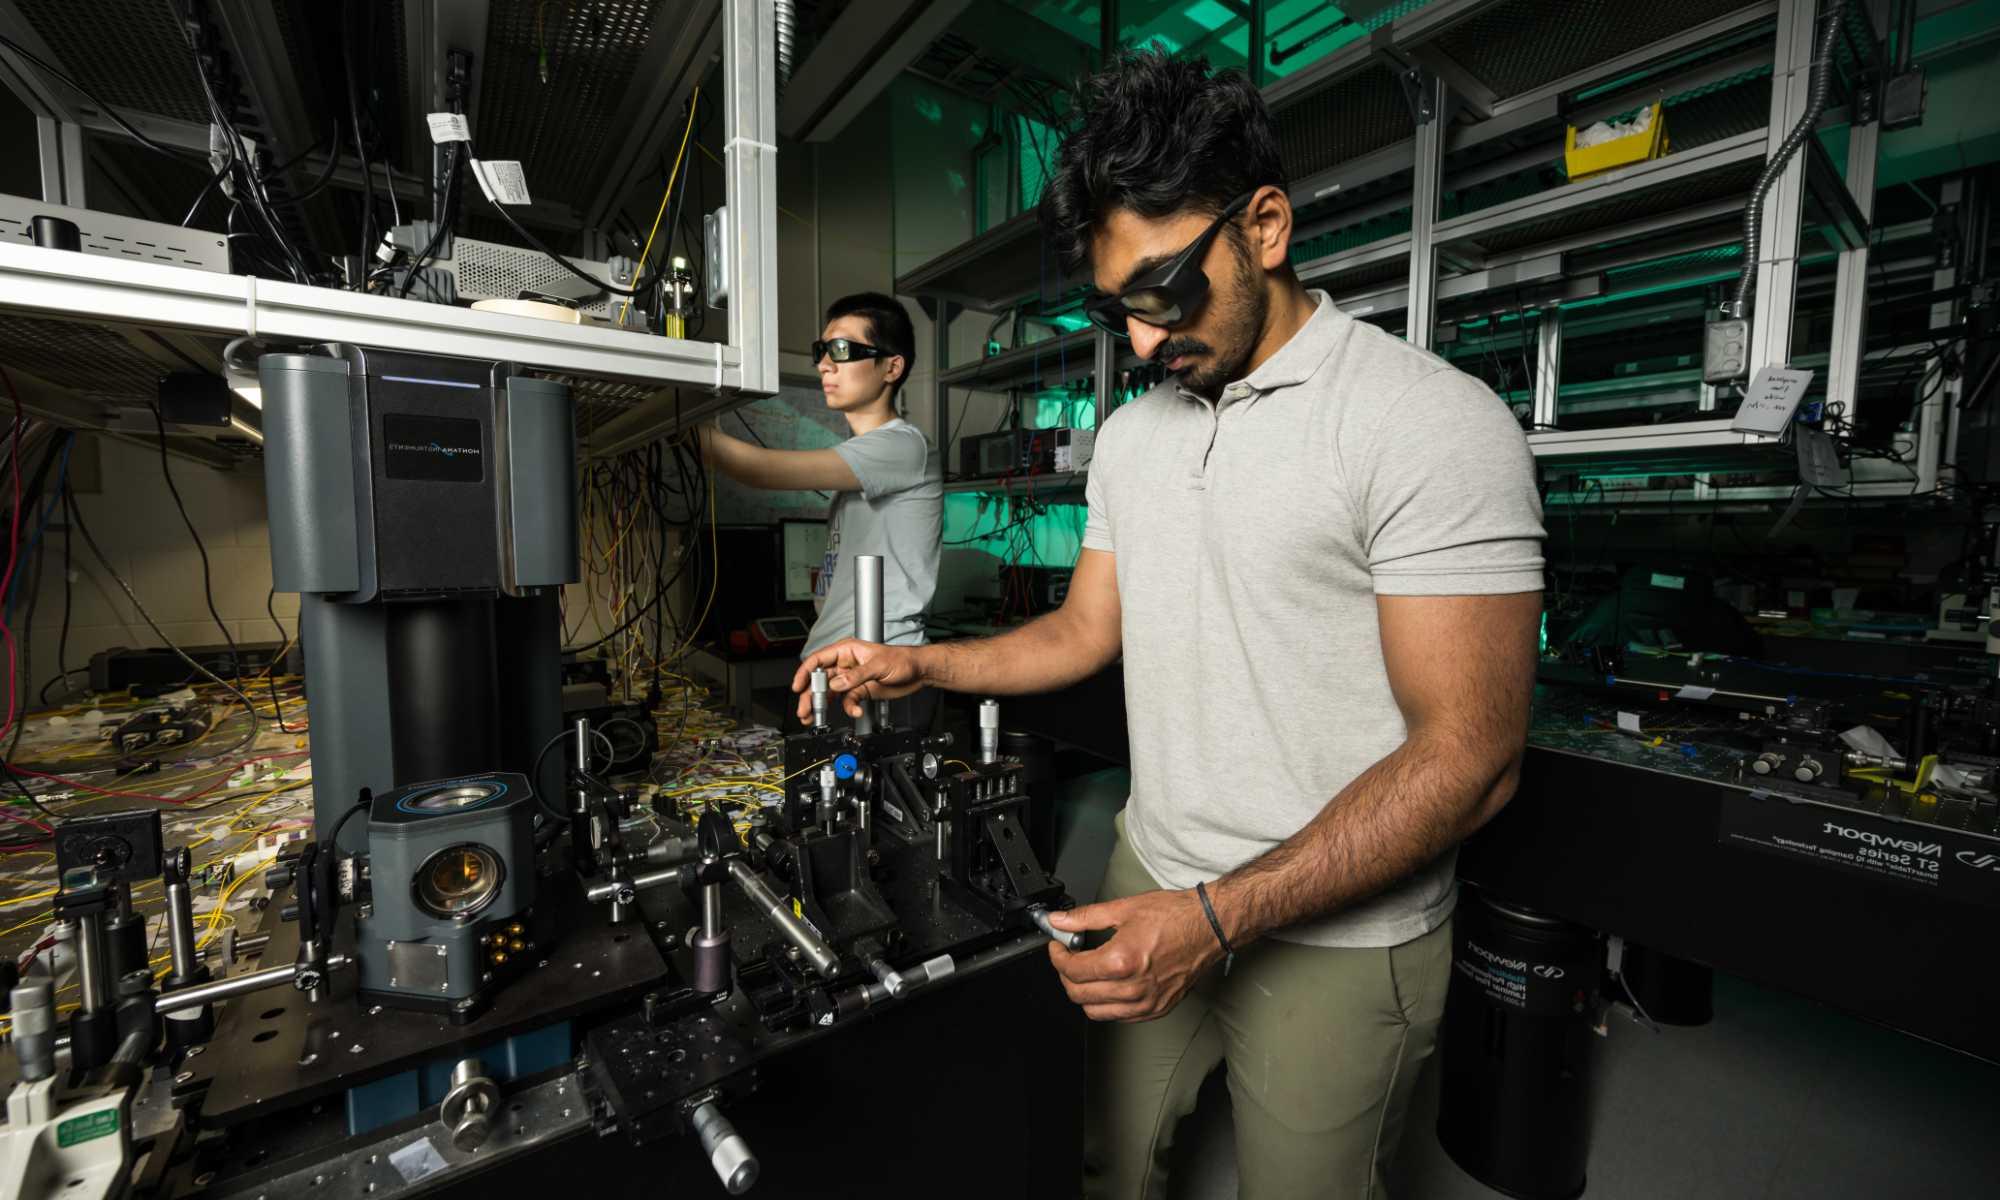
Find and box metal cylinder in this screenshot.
[75,913,109,1013]
[691,1100,760,1195]
[856,556,885,644]
[30,215,80,252]
[701,881,724,937]
[727,860,840,979]
[978,699,1001,764]
[388,597,499,781]
[155,954,351,1015]
[573,716,593,781]
[165,878,199,983]
[817,765,839,829]
[1027,904,1085,951]
[855,556,884,734]
[810,668,829,729]
[935,818,949,863]
[584,864,683,904]
[9,979,56,1082]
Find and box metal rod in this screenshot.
[582,864,683,905]
[1606,675,1793,705]
[155,954,351,1015]
[74,913,109,1014]
[727,859,840,979]
[855,555,884,734]
[701,881,724,936]
[572,717,592,783]
[165,877,198,982]
[1027,904,1084,951]
[809,667,830,729]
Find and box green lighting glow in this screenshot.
[943,493,1088,566]
[1182,0,1236,32]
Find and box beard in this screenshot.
[1163,238,1269,399]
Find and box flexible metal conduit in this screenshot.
[1729,0,1848,317]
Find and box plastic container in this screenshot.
[1564,101,1667,180]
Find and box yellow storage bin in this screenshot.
[1564,102,1667,181]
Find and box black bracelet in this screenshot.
[1194,881,1235,977]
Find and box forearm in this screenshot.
[1207,733,1521,946]
[702,429,784,489]
[916,610,1117,696]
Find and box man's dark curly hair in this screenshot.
[1041,50,1287,276]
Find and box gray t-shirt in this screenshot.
[805,418,943,656]
[1084,293,1545,948]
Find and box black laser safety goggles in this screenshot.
[811,337,898,366]
[1083,191,1254,338]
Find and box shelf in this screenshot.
[1393,0,1777,120]
[1527,418,1782,474]
[896,211,1072,312]
[943,470,1087,496]
[939,331,1097,390]
[0,240,744,400]
[1431,129,1769,259]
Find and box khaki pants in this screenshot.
[1083,815,1452,1200]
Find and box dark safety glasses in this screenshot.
[1084,192,1254,338]
[811,337,896,366]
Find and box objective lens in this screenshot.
[414,845,504,918]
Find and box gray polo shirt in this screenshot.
[805,418,942,656]
[1084,292,1545,948]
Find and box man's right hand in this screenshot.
[792,639,927,722]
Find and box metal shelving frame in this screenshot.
[0,0,778,461]
[892,0,1893,492]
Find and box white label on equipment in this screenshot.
[470,159,532,205]
[1650,572,1686,590]
[1675,685,1716,700]
[1616,711,1642,733]
[426,113,471,144]
[389,1138,450,1183]
[1731,366,1816,434]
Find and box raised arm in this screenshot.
[791,547,1123,720]
[700,421,861,492]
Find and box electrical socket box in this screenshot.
[1703,316,1749,383]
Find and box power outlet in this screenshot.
[1703,316,1749,383]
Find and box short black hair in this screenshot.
[824,292,916,395]
[1041,51,1286,275]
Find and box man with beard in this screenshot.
[793,52,1546,1199]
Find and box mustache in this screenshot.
[1154,337,1212,364]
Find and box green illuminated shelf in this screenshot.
[939,331,1097,390]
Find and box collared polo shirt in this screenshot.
[1083,291,1545,947]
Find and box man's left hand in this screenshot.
[1045,889,1222,1022]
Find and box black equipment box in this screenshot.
[89,641,304,694]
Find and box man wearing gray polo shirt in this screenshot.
[795,52,1544,1199]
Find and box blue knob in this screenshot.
[833,754,858,780]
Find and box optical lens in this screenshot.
[415,845,503,918]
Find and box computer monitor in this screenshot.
[780,518,828,604]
